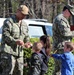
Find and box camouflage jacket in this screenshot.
[1,15,29,56]
[52,13,73,50]
[29,53,43,75]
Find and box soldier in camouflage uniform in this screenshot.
[0,5,32,75]
[52,5,74,75]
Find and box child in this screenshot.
[51,42,74,75]
[28,42,43,75]
[39,35,51,75]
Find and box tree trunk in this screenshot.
[8,0,12,16]
[3,0,6,18]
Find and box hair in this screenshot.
[40,35,51,49]
[65,42,74,51]
[63,6,68,11]
[63,6,72,15]
[32,42,42,51]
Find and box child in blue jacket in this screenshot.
[51,42,74,75]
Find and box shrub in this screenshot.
[23,37,54,75]
[23,38,39,75]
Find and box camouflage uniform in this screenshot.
[28,52,43,75]
[0,15,29,75]
[52,13,73,75]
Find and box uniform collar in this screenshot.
[11,15,19,23]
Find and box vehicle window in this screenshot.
[28,26,44,37]
[45,25,53,36]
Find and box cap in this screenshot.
[65,5,74,15]
[18,5,29,15]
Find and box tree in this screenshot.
[0,0,70,22]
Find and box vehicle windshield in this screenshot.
[28,26,44,37]
[45,25,53,36]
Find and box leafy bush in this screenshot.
[45,57,54,75]
[23,38,39,75]
[23,37,54,75]
[72,38,74,43]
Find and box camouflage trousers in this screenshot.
[0,53,23,75]
[52,49,64,75]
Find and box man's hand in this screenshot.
[24,42,33,48]
[16,40,25,46]
[16,40,32,48]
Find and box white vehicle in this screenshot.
[0,18,53,42]
[23,19,53,37]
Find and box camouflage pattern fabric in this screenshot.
[53,49,64,75]
[0,53,11,75]
[28,53,43,75]
[0,15,29,75]
[52,13,73,75]
[1,15,29,56]
[52,14,72,50]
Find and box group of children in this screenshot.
[27,35,74,75]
